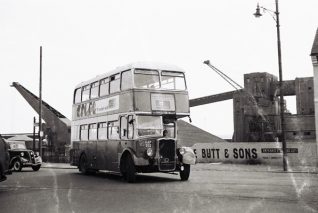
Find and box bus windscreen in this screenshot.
[136,115,162,137]
[134,69,160,89]
[161,71,186,90]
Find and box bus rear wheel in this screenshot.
[79,154,88,174]
[180,164,190,181]
[122,154,136,183]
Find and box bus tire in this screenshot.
[180,164,190,181]
[123,154,136,183]
[79,154,88,174]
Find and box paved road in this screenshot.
[0,164,317,213]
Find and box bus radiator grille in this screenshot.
[158,139,176,171]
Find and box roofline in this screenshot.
[75,62,186,89]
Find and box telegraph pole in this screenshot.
[39,46,43,157]
[33,117,36,151]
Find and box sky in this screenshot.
[0,0,317,138]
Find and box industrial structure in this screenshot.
[190,73,316,142]
[233,73,315,142]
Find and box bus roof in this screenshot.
[75,62,185,88]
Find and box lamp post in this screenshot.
[254,0,287,171]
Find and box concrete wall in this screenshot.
[284,114,316,141]
[192,141,318,167]
[311,28,318,167]
[295,77,315,115]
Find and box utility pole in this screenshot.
[33,117,36,151]
[39,46,43,157]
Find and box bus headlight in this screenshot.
[179,147,185,155]
[146,148,154,157]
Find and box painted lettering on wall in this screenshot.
[194,148,258,160]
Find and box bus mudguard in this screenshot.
[120,148,149,167]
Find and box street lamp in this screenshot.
[254,0,287,171]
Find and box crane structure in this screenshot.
[11,82,71,162]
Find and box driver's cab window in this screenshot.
[120,116,128,139]
[128,115,134,139]
[163,121,176,138]
[121,115,134,139]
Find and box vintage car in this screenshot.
[7,141,42,172]
[0,136,10,182]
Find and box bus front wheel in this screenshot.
[121,154,136,183]
[180,164,190,181]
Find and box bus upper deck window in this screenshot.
[161,71,186,90]
[90,82,99,99]
[82,85,90,101]
[110,74,120,93]
[100,78,109,97]
[134,69,160,89]
[121,70,133,90]
[74,88,82,104]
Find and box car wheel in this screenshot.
[122,154,136,183]
[79,154,88,174]
[180,164,190,181]
[13,159,22,172]
[32,165,41,171]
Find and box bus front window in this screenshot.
[134,69,160,89]
[136,116,162,137]
[161,71,186,90]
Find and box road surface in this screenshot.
[0,163,317,213]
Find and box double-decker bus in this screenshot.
[70,62,195,182]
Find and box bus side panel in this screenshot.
[119,91,134,113]
[70,141,81,166]
[78,141,88,162]
[134,91,151,112]
[175,93,190,115]
[106,140,120,172]
[96,140,107,170]
[86,141,97,169]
